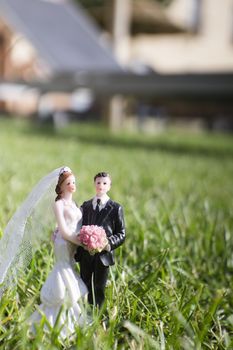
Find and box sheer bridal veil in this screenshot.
[0,167,63,297]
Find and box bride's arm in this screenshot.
[53,200,79,244]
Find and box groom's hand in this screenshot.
[104,243,111,252]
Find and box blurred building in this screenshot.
[103,0,233,131]
[0,0,232,130]
[83,0,233,73]
[130,0,233,73]
[0,0,121,118]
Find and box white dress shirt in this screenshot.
[92,195,110,211]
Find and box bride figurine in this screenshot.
[30,166,88,337]
[0,166,88,339]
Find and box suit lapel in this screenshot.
[96,199,114,226]
[85,200,96,224]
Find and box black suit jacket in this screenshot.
[75,199,126,266]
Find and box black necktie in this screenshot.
[96,198,101,213]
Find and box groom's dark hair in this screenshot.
[94,172,111,182]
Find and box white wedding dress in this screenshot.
[30,201,88,338]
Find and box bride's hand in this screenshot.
[75,235,81,245]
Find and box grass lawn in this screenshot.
[0,117,232,349]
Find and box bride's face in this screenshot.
[61,174,76,194]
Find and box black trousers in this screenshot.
[79,250,109,308]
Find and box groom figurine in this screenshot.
[75,172,126,308]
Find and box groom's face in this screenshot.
[95,176,111,197]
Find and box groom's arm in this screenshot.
[108,204,126,250]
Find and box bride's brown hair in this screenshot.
[55,170,73,201]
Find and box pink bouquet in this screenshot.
[79,225,108,255]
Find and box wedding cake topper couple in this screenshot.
[0,166,126,338]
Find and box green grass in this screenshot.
[0,117,232,349]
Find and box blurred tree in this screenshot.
[76,0,176,35]
[78,0,103,7]
[77,0,174,8]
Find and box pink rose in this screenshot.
[79,225,108,255]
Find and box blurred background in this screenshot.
[0,0,233,132]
